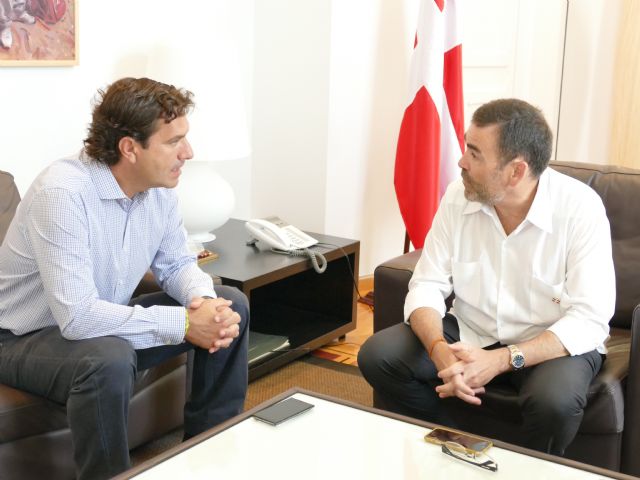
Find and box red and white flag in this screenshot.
[394,0,465,249]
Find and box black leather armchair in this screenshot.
[0,170,189,479]
[371,161,640,476]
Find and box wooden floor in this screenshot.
[312,277,374,365]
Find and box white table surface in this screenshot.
[132,392,619,480]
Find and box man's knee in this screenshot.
[520,354,595,423]
[75,337,136,391]
[215,286,249,326]
[357,333,385,377]
[522,387,587,423]
[358,327,411,384]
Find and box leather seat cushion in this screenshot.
[0,385,68,443]
[0,354,186,443]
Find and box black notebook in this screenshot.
[248,331,290,367]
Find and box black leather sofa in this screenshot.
[371,161,640,476]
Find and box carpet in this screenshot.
[130,355,372,466]
[245,355,372,410]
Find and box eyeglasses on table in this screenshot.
[441,441,498,472]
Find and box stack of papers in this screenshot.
[248,331,290,367]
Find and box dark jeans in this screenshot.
[357,315,603,456]
[0,285,249,480]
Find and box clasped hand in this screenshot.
[185,297,241,354]
[433,342,503,405]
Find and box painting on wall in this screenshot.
[0,0,77,66]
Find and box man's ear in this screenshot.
[118,137,138,165]
[509,158,528,186]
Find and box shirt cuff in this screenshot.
[547,315,608,356]
[157,306,189,345]
[404,286,446,323]
[189,287,217,302]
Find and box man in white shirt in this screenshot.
[358,98,615,455]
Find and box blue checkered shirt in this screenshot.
[0,152,216,348]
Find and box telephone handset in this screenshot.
[245,217,327,273]
[245,217,318,251]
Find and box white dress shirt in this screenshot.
[0,152,216,349]
[405,168,615,355]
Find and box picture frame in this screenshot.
[0,0,78,66]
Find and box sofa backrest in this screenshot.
[550,161,640,329]
[0,170,20,245]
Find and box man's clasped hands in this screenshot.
[186,297,242,354]
[431,341,508,405]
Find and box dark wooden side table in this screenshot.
[200,218,360,380]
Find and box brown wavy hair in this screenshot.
[83,77,194,166]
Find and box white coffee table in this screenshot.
[116,388,635,479]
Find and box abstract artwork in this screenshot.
[0,0,77,66]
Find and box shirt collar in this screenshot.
[524,168,553,233]
[82,151,149,204]
[462,196,484,216]
[460,168,553,233]
[82,152,128,200]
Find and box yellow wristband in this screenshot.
[428,337,446,358]
[184,308,190,336]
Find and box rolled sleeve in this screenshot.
[548,312,610,355]
[404,285,447,322]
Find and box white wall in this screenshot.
[250,0,331,232]
[556,0,622,164]
[324,0,417,272]
[463,0,566,138]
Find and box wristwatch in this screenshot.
[507,344,525,371]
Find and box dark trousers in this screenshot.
[357,315,603,456]
[0,285,249,480]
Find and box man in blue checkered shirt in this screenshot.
[0,77,249,479]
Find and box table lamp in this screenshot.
[145,30,250,257]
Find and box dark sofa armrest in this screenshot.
[373,249,422,332]
[622,305,640,475]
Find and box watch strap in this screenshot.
[507,344,525,371]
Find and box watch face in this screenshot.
[512,354,525,369]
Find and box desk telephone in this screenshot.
[245,217,318,251]
[245,217,327,273]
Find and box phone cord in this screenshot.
[289,248,327,273]
[306,248,327,273]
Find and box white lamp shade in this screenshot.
[175,162,235,242]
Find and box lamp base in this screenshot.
[187,236,219,264]
[197,249,219,265]
[176,162,236,252]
